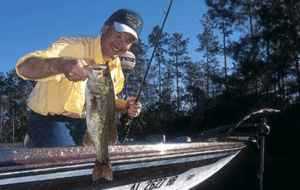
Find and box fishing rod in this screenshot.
[135,0,173,103]
[122,0,173,144]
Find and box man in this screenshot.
[15,9,143,148]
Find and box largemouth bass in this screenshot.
[83,64,117,181]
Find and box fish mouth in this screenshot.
[92,65,108,70]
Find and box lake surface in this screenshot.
[192,147,299,190]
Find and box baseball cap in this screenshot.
[106,9,143,40]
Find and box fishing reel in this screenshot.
[120,113,133,126]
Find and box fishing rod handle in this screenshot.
[120,113,133,126]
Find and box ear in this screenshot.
[102,24,110,35]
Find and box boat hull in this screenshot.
[0,142,245,190]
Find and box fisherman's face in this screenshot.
[101,24,136,62]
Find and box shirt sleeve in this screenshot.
[15,37,82,82]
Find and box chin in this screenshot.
[105,54,117,61]
[113,53,123,59]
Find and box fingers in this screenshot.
[63,59,90,82]
[127,97,142,117]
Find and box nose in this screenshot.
[118,40,125,50]
[115,36,127,51]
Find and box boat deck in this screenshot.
[0,142,245,190]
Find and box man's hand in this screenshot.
[62,59,90,82]
[126,97,142,118]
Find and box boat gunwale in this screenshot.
[0,142,245,175]
[0,142,245,189]
[0,142,245,163]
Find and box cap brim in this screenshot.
[114,21,138,40]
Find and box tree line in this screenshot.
[1,0,300,143]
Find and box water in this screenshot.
[190,147,257,190]
[191,146,300,190]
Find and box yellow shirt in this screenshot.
[15,35,124,118]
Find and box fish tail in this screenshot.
[92,159,113,181]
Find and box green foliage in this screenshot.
[0,70,35,143]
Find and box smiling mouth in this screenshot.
[111,43,121,53]
[112,46,120,52]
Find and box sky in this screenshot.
[0,0,211,73]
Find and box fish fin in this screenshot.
[92,159,113,181]
[108,125,118,145]
[82,132,94,147]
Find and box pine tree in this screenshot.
[0,70,34,143]
[0,72,5,142]
[205,0,237,90]
[196,14,220,97]
[182,60,205,114]
[148,25,169,103]
[0,70,35,143]
[260,0,300,104]
[167,33,190,114]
